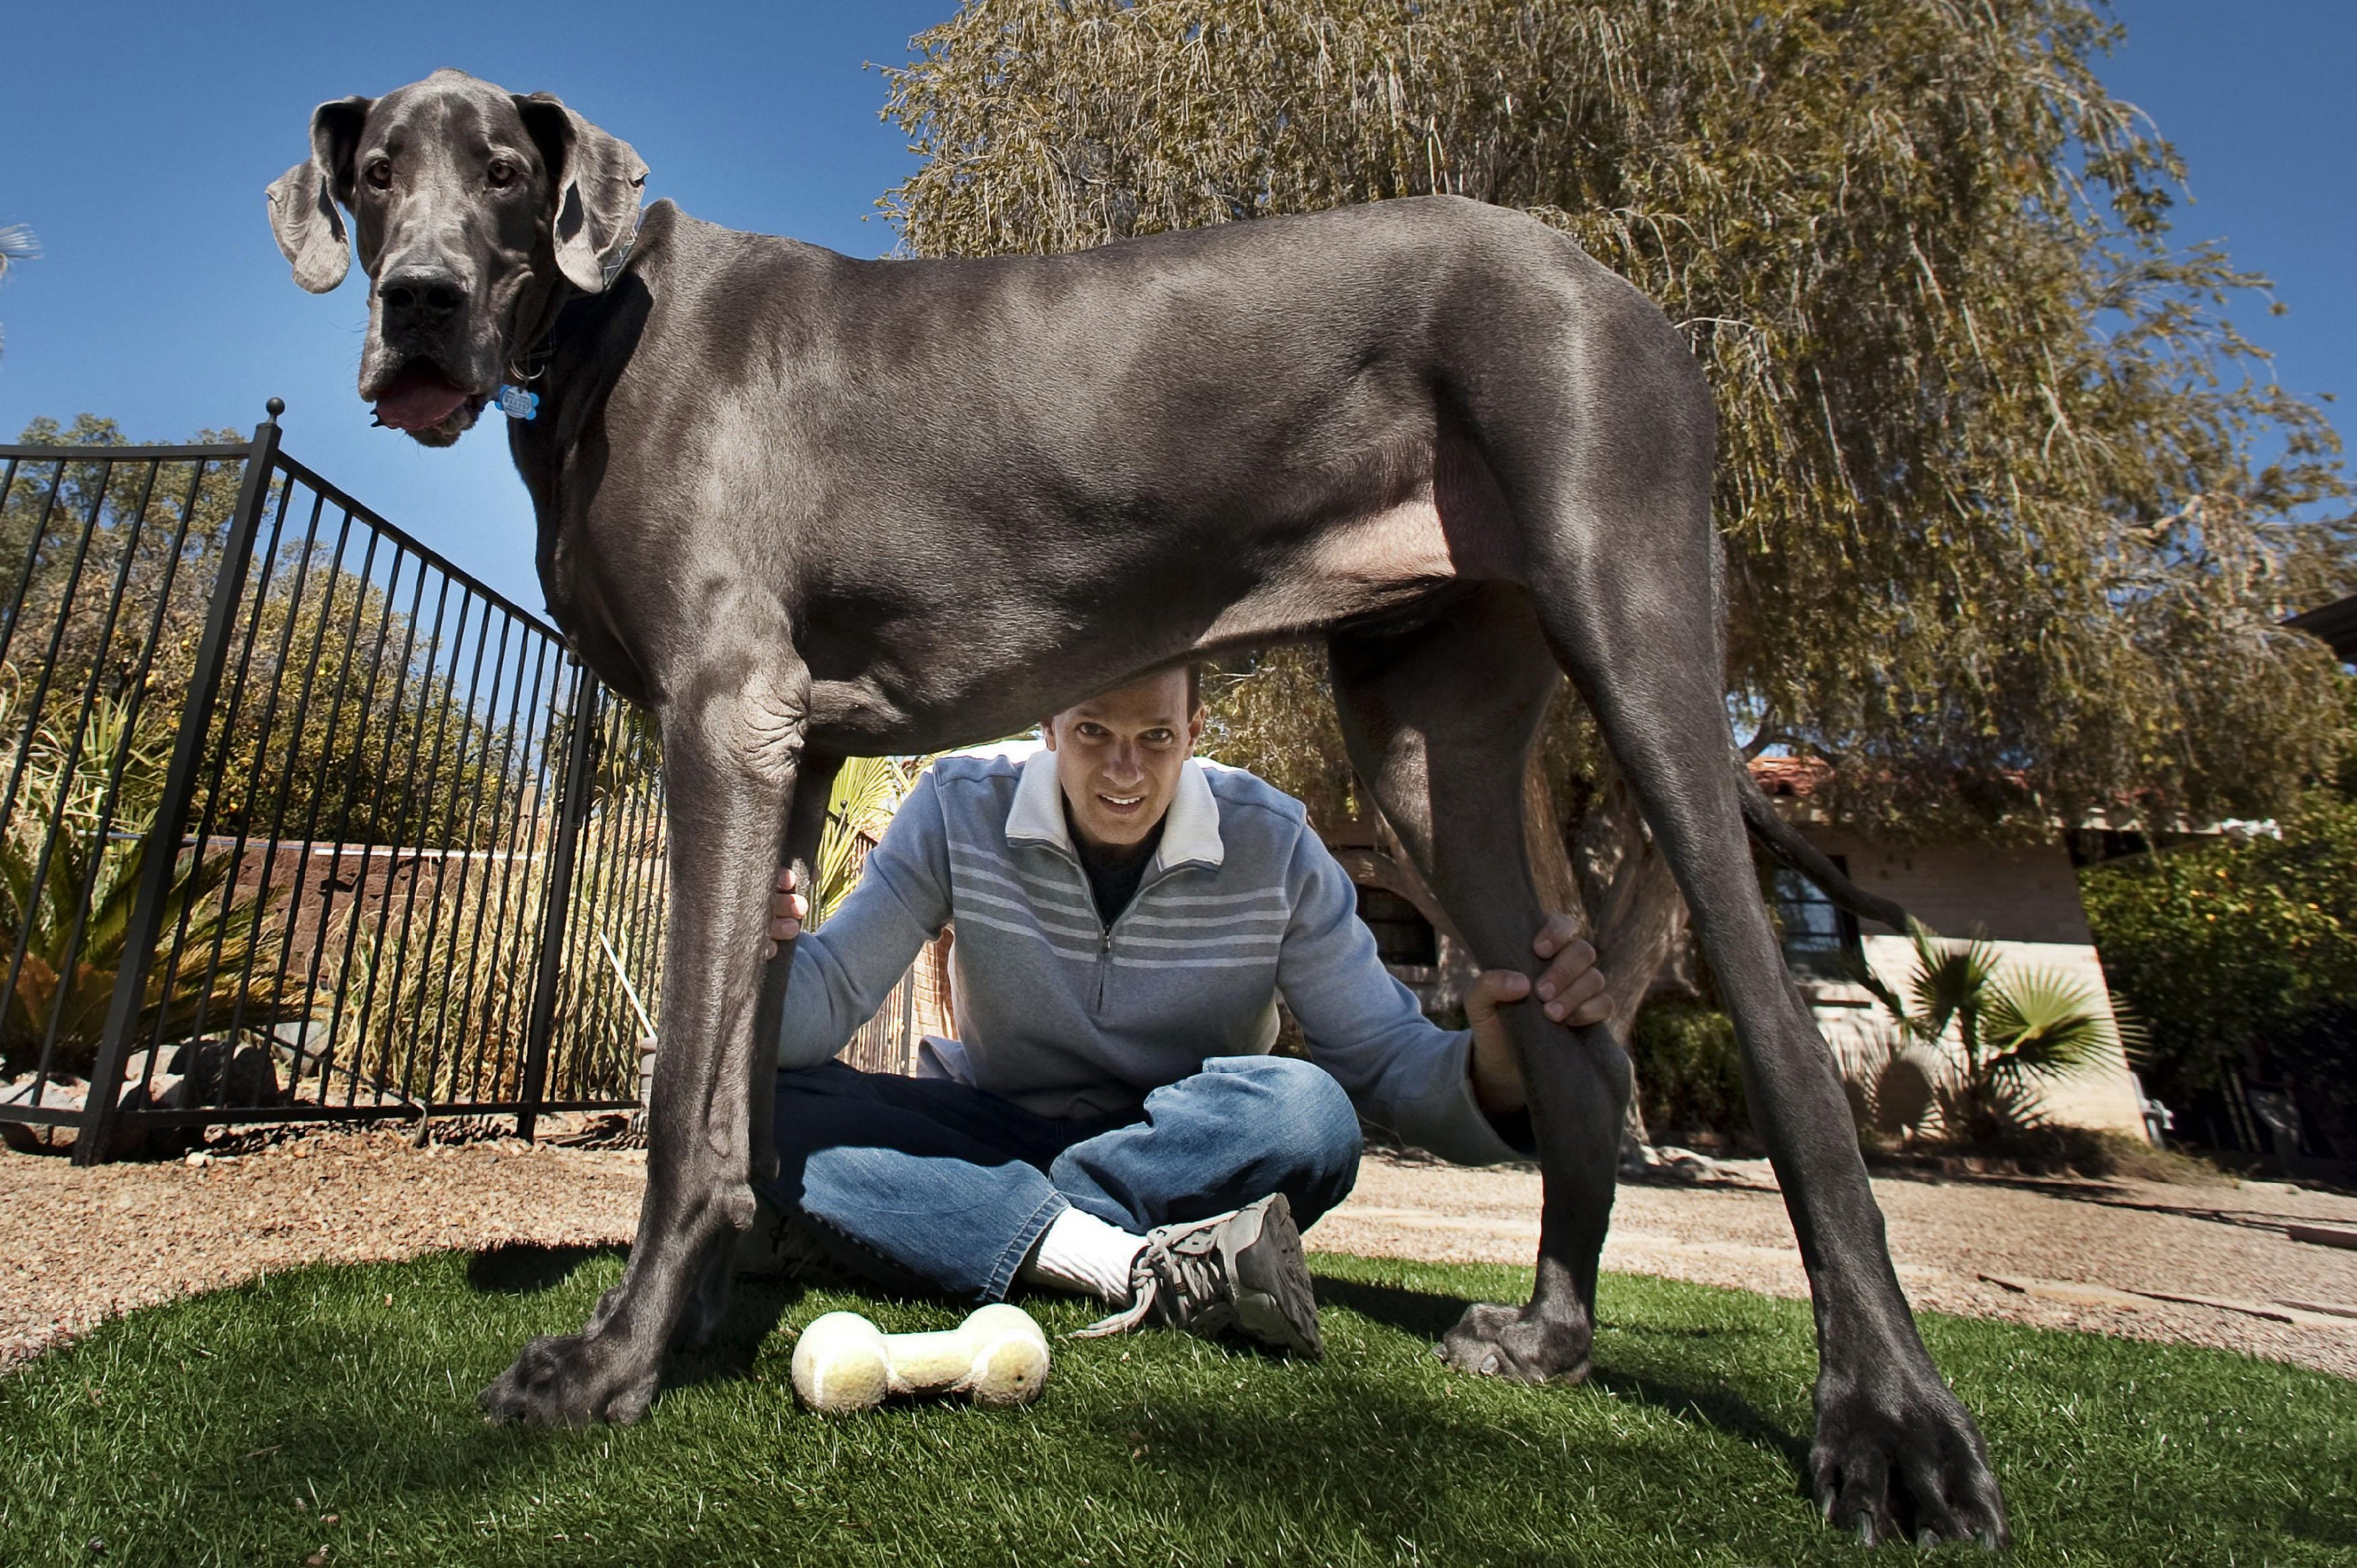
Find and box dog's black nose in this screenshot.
[379,269,466,318]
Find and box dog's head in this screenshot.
[266,69,646,446]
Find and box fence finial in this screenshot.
[263,397,285,423]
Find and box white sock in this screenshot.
[1019,1206,1147,1304]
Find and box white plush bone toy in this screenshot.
[791,1304,1050,1414]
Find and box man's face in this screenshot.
[1042,669,1204,851]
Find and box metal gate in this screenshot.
[0,404,667,1161]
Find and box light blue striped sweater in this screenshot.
[776,751,1522,1166]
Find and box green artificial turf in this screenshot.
[1,1249,2350,1567]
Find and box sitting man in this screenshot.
[749,665,1609,1355]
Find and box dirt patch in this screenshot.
[6,1127,2355,1379]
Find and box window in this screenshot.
[1355,885,1438,968]
[1766,860,1862,980]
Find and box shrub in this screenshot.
[2080,790,2357,1122]
[1628,999,1747,1139]
[1850,929,2124,1148]
[0,685,306,1077]
[2275,1004,2357,1164]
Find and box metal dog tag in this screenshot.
[496,384,540,421]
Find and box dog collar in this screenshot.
[502,208,644,414]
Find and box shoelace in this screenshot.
[1072,1214,1234,1338]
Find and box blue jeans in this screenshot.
[756,1054,1363,1301]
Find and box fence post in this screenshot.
[516,658,600,1142]
[74,400,285,1166]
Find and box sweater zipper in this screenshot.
[1033,842,1118,1013]
[1035,846,1195,1016]
[1095,860,1197,1013]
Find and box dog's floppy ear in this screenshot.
[515,92,648,294]
[265,96,371,293]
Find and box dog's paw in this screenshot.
[1434,1299,1592,1384]
[478,1332,659,1427]
[1810,1360,2009,1549]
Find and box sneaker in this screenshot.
[1077,1193,1323,1357]
[733,1195,835,1281]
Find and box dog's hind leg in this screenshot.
[1467,297,2007,1544]
[481,658,821,1425]
[1541,584,2003,1544]
[1330,586,1626,1383]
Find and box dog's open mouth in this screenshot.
[371,359,480,435]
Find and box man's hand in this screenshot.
[1466,913,1610,1119]
[768,865,810,957]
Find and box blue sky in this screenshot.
[0,1,2349,613]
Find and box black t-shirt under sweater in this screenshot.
[1066,798,1165,928]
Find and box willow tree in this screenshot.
[880,0,2352,1002]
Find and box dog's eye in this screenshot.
[364,158,393,190]
[487,159,517,189]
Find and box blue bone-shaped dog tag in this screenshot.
[496,384,540,421]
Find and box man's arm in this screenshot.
[640,775,954,1098]
[768,773,959,1069]
[644,767,952,1091]
[1273,825,1607,1163]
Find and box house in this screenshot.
[1743,758,2149,1139]
[1324,757,2152,1141]
[2288,591,2357,661]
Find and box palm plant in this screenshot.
[0,686,309,1077]
[1851,929,2132,1145]
[815,756,930,924]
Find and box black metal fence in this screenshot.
[0,405,669,1162]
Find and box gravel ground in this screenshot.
[1,1122,647,1369]
[5,1125,2355,1377]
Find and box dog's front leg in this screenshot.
[481,661,811,1426]
[668,751,839,1353]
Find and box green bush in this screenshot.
[2275,1004,2357,1164]
[1629,999,1748,1139]
[2080,790,2357,1121]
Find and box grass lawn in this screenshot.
[1,1249,2350,1567]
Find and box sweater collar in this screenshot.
[1005,749,1226,873]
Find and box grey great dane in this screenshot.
[267,70,2005,1547]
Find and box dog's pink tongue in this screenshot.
[373,363,470,432]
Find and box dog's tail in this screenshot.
[1735,756,1915,934]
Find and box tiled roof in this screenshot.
[2288,594,2357,661]
[1747,755,1830,798]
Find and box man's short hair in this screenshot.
[1052,664,1206,727]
